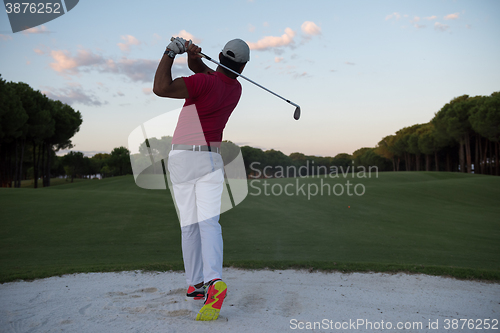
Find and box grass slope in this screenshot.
[1,172,499,282]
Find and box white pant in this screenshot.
[167,150,225,286]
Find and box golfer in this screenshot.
[153,36,250,321]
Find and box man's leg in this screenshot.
[170,179,204,286]
[195,167,225,283]
[194,167,228,321]
[181,222,204,286]
[199,216,223,283]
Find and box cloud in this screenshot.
[41,42,195,82]
[434,22,450,32]
[142,87,153,95]
[45,48,162,82]
[247,28,296,51]
[272,48,285,56]
[409,16,426,29]
[0,34,12,41]
[114,58,158,82]
[49,49,105,74]
[170,56,192,76]
[345,61,355,65]
[22,25,49,35]
[444,13,459,20]
[275,57,283,63]
[173,56,187,65]
[49,50,82,74]
[67,82,81,88]
[385,12,401,20]
[387,14,445,31]
[248,24,255,32]
[42,85,105,106]
[175,30,201,44]
[33,45,51,55]
[45,46,168,82]
[301,21,321,36]
[118,35,141,53]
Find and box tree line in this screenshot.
[375,92,499,175]
[3,74,497,186]
[61,88,500,182]
[56,147,132,182]
[241,92,499,178]
[129,136,379,179]
[0,75,83,188]
[0,76,134,188]
[61,91,500,181]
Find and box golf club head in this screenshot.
[294,106,301,120]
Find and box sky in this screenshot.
[1,0,499,157]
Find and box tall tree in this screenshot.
[264,149,291,177]
[91,153,110,178]
[408,124,424,171]
[0,76,28,187]
[353,147,391,171]
[12,83,55,188]
[417,123,439,171]
[62,151,85,182]
[241,146,267,177]
[469,92,500,175]
[394,125,420,171]
[109,146,132,176]
[31,91,54,187]
[43,100,82,186]
[332,153,353,171]
[434,95,476,173]
[375,135,397,171]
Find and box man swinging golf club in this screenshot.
[153,36,250,321]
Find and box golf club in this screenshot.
[170,37,301,120]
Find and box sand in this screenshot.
[1,268,499,332]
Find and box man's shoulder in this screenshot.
[185,72,240,93]
[185,71,216,83]
[191,71,238,84]
[187,72,211,79]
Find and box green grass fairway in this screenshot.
[1,172,499,282]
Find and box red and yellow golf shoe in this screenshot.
[196,279,227,321]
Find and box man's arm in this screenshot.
[187,43,213,74]
[153,50,189,99]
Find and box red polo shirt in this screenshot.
[172,71,242,147]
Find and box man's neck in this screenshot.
[216,66,238,79]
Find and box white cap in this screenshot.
[222,39,250,63]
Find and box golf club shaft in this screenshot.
[199,52,300,109]
[168,37,300,110]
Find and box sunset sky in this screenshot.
[1,0,499,157]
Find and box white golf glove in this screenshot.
[167,37,192,55]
